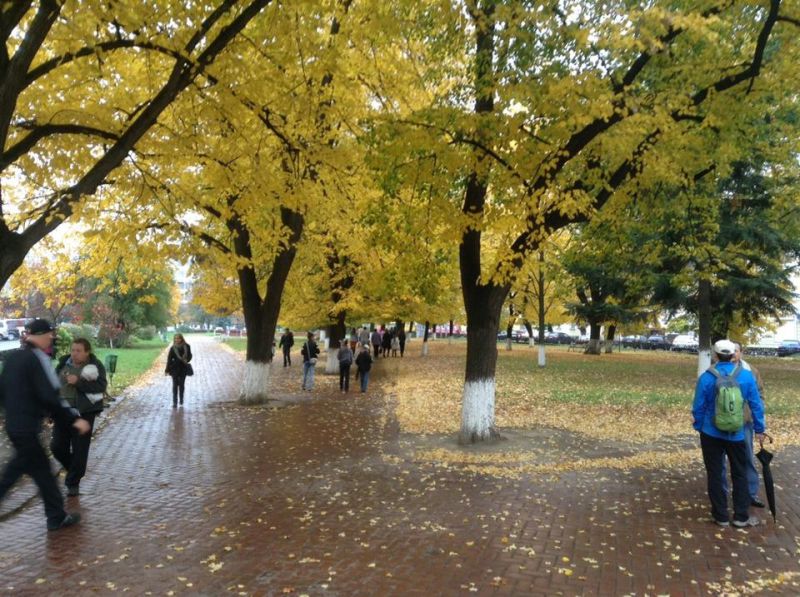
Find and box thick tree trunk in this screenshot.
[459,285,506,444]
[422,321,430,356]
[584,321,602,355]
[449,319,454,344]
[238,208,303,403]
[605,324,616,354]
[697,278,712,376]
[505,320,513,351]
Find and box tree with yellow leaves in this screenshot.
[369,0,800,443]
[0,0,273,291]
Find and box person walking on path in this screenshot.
[391,334,400,357]
[692,339,766,528]
[381,327,392,357]
[358,326,370,349]
[51,338,107,497]
[0,319,89,531]
[370,328,382,359]
[337,340,354,393]
[301,332,320,391]
[165,334,193,407]
[397,327,406,357]
[279,329,294,367]
[355,343,373,393]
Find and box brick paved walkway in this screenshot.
[1,336,799,596]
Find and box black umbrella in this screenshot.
[756,434,776,522]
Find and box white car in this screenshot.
[671,334,699,351]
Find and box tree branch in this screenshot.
[2,122,120,170]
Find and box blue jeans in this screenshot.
[721,421,759,499]
[359,370,370,392]
[302,361,316,390]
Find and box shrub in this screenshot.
[135,325,157,341]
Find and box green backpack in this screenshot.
[708,364,744,432]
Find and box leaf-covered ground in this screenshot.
[381,341,800,477]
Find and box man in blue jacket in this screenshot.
[0,319,90,530]
[692,339,766,528]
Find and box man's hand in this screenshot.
[66,374,79,385]
[72,418,91,435]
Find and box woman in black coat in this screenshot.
[165,334,192,407]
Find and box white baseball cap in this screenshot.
[713,339,736,355]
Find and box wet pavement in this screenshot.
[1,336,799,596]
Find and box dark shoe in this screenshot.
[47,512,81,531]
[751,498,766,508]
[66,485,79,497]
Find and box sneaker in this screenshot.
[47,512,81,531]
[751,498,766,508]
[66,485,79,497]
[713,518,730,527]
[732,516,760,528]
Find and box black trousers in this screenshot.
[51,412,97,488]
[171,374,187,403]
[372,344,381,358]
[339,363,351,391]
[283,349,291,367]
[700,432,750,523]
[0,433,66,526]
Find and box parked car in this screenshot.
[545,331,574,344]
[670,334,699,352]
[645,335,670,350]
[777,339,800,357]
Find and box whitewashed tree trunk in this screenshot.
[697,349,711,377]
[325,347,338,374]
[459,379,497,443]
[422,340,429,356]
[538,344,546,367]
[529,337,535,348]
[505,338,512,351]
[239,360,272,403]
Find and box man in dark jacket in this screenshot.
[52,337,107,496]
[279,329,294,367]
[0,319,89,530]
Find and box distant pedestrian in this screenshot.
[337,340,354,393]
[391,335,400,357]
[381,327,392,357]
[397,327,407,357]
[370,329,381,359]
[692,339,766,528]
[279,329,294,367]
[349,328,358,352]
[301,332,320,391]
[355,343,373,393]
[165,334,193,407]
[52,338,107,497]
[0,318,90,531]
[358,327,370,348]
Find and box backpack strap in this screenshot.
[730,363,742,379]
[707,366,722,379]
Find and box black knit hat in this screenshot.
[25,318,55,335]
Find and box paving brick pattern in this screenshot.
[1,336,799,596]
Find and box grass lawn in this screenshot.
[94,337,168,395]
[220,337,248,352]
[379,340,800,447]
